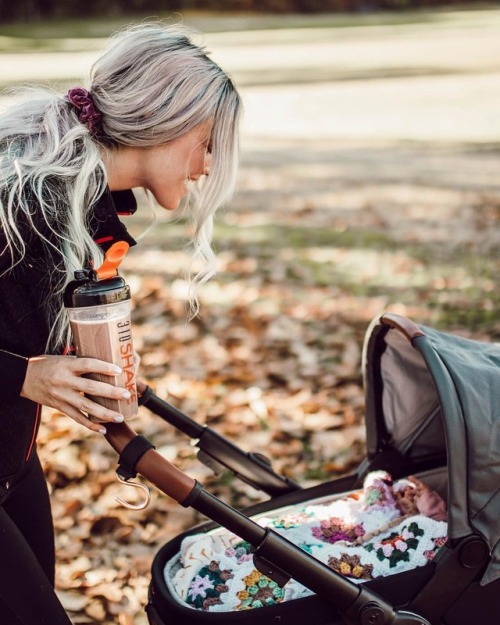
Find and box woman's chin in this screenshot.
[154,188,188,211]
[156,197,182,211]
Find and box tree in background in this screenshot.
[0,0,487,23]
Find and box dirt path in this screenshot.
[3,8,500,146]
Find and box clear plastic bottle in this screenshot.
[64,268,138,420]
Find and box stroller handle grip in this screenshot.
[105,422,196,504]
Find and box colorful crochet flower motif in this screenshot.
[271,510,314,529]
[186,560,234,611]
[311,516,365,544]
[423,536,448,561]
[225,540,253,564]
[328,553,374,580]
[365,521,424,567]
[236,569,285,611]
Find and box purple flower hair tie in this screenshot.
[66,87,102,138]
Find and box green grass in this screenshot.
[117,207,500,336]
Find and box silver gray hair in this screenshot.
[0,22,241,350]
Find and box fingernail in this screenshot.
[99,427,107,434]
[113,366,122,375]
[122,390,131,399]
[114,415,125,423]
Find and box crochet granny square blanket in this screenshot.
[164,472,448,612]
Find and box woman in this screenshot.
[0,23,241,624]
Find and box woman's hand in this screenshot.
[20,355,130,434]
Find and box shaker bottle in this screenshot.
[63,241,138,420]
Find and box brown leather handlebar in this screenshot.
[105,422,196,504]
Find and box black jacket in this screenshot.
[0,188,137,480]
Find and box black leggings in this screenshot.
[0,452,72,625]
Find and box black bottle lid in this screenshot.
[64,269,131,308]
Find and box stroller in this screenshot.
[105,312,500,625]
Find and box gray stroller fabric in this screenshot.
[362,317,500,585]
[421,326,500,586]
[381,329,445,460]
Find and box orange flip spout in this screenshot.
[96,241,130,280]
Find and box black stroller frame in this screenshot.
[138,384,302,498]
[104,312,500,625]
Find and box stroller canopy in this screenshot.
[362,314,500,585]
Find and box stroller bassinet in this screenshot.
[105,312,500,625]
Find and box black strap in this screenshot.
[117,435,155,481]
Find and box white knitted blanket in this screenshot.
[165,473,447,612]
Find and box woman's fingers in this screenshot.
[76,394,125,424]
[76,375,130,403]
[20,355,132,431]
[69,356,122,378]
[58,401,110,434]
[70,358,133,423]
